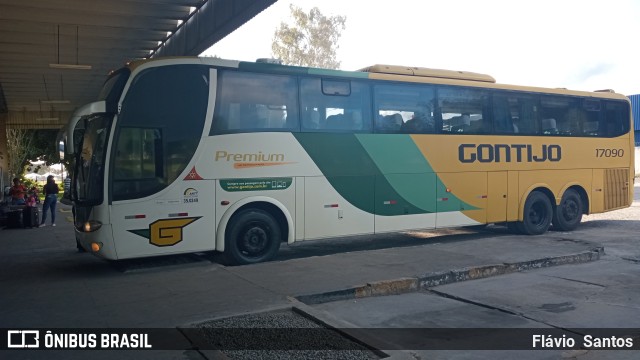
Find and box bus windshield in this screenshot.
[98,68,130,112]
[74,114,112,205]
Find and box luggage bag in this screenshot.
[22,207,39,228]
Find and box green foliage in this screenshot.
[6,129,66,178]
[6,128,34,179]
[272,5,346,69]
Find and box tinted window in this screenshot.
[212,71,298,133]
[113,128,162,180]
[300,78,371,132]
[492,92,539,135]
[539,96,578,136]
[604,101,630,137]
[439,87,490,134]
[112,65,209,201]
[580,99,602,136]
[374,84,435,133]
[537,96,624,137]
[98,68,131,113]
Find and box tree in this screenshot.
[272,5,346,69]
[6,128,35,179]
[6,129,61,179]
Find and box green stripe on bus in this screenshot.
[355,134,477,212]
[356,134,437,212]
[294,133,478,214]
[293,133,427,216]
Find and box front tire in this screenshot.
[224,209,281,265]
[552,189,583,231]
[519,191,553,235]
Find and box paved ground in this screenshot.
[0,180,638,359]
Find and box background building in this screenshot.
[630,94,640,146]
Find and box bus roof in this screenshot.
[358,64,496,83]
[120,57,629,102]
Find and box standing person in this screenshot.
[9,178,27,205]
[40,175,59,227]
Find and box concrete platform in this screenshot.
[0,201,622,359]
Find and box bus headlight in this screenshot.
[84,220,102,232]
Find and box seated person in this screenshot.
[402,111,434,133]
[9,178,26,205]
[379,113,403,132]
[325,114,345,129]
[542,118,559,135]
[452,114,472,132]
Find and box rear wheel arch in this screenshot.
[559,184,589,215]
[552,186,586,231]
[519,189,554,235]
[518,185,555,221]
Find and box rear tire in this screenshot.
[224,209,281,265]
[519,191,553,235]
[552,189,583,231]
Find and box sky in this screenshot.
[201,0,640,96]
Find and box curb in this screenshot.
[296,246,604,305]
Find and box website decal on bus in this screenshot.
[66,57,633,264]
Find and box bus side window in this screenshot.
[373,83,435,134]
[541,118,559,135]
[540,95,580,136]
[377,113,403,132]
[438,87,489,134]
[302,108,321,129]
[115,65,208,201]
[581,99,601,136]
[492,93,540,135]
[604,101,629,137]
[300,78,371,132]
[492,94,514,134]
[325,113,345,129]
[213,71,299,133]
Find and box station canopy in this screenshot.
[0,0,277,129]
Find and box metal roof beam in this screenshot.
[154,0,276,57]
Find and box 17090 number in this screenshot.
[595,148,624,157]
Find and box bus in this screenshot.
[66,57,634,265]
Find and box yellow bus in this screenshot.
[66,58,634,264]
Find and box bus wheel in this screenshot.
[552,189,583,231]
[520,191,552,235]
[225,209,281,265]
